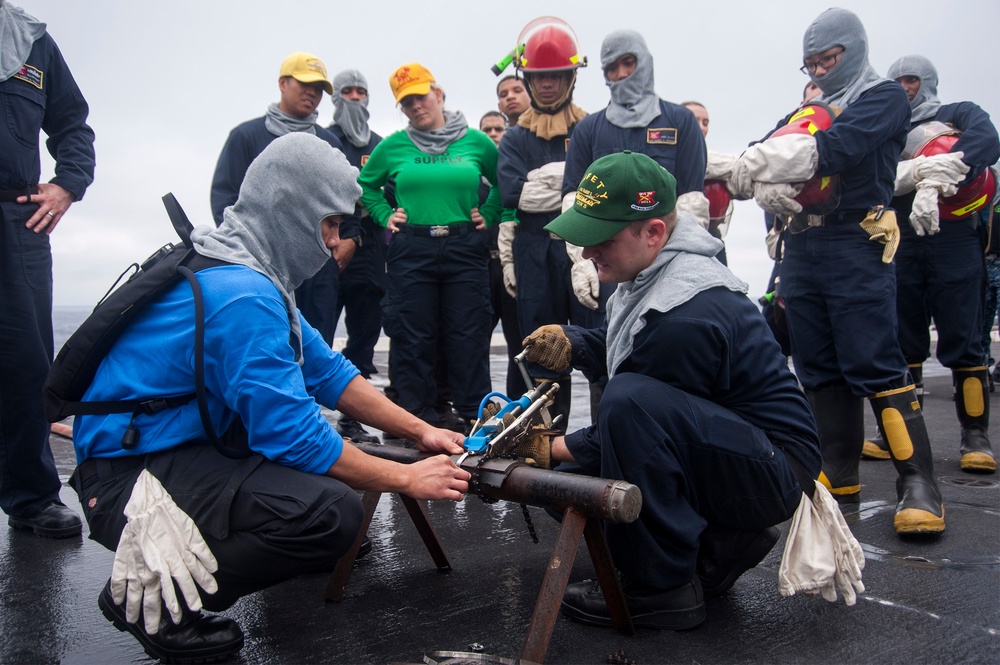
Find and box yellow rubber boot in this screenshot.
[869,385,945,535]
[953,367,995,473]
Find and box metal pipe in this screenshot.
[351,443,642,524]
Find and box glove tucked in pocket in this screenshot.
[859,205,900,264]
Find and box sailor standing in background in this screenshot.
[1,1,95,538]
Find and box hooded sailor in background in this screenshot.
[731,7,947,537]
[562,29,708,232]
[859,54,998,472]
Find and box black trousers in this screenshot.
[70,444,363,611]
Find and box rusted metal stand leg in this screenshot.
[326,491,382,601]
[520,507,586,665]
[326,491,453,602]
[399,494,452,571]
[584,518,635,635]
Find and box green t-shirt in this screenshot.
[359,128,503,228]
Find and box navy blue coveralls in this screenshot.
[894,103,1000,369]
[210,118,359,345]
[0,32,95,518]
[328,125,386,378]
[560,288,819,590]
[777,82,913,395]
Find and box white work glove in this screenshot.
[676,191,711,230]
[705,151,738,182]
[731,134,819,198]
[753,182,804,217]
[909,182,947,236]
[111,469,219,634]
[561,191,576,213]
[778,481,865,606]
[565,242,600,311]
[519,162,566,213]
[893,156,926,196]
[765,223,782,260]
[497,221,517,298]
[918,151,969,185]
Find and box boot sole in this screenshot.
[561,600,706,631]
[861,441,890,460]
[99,588,244,664]
[960,453,997,473]
[894,507,945,534]
[7,516,82,539]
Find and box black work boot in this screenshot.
[869,386,945,535]
[863,364,923,461]
[336,415,381,444]
[561,576,705,630]
[953,367,995,473]
[8,500,82,538]
[99,580,244,664]
[807,385,865,506]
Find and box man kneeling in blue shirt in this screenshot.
[69,133,470,663]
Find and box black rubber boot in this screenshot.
[863,364,923,461]
[806,385,865,506]
[953,367,995,473]
[869,386,945,535]
[337,416,381,444]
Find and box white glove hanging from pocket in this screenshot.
[778,481,865,606]
[110,469,219,634]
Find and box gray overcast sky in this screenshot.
[26,0,1000,306]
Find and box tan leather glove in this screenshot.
[522,325,572,372]
[513,426,556,469]
[859,206,900,264]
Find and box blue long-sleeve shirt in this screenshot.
[562,101,706,198]
[0,32,95,198]
[73,265,360,474]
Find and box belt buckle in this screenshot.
[430,225,450,237]
[548,231,562,241]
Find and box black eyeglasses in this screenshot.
[800,48,844,74]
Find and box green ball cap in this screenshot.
[545,150,677,246]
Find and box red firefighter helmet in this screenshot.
[903,122,997,220]
[704,179,732,235]
[516,17,587,73]
[769,101,841,213]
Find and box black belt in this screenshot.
[0,185,38,203]
[399,222,479,237]
[73,455,145,487]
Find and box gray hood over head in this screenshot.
[332,68,373,148]
[0,1,46,80]
[887,55,941,123]
[601,30,660,129]
[191,133,361,362]
[605,212,747,376]
[803,8,887,110]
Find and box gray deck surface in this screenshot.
[1,343,998,664]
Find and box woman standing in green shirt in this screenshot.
[359,62,502,430]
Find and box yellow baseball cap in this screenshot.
[389,62,435,104]
[279,52,334,95]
